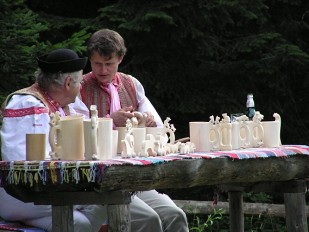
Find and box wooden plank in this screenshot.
[284,193,308,232]
[32,191,131,206]
[4,185,131,206]
[173,200,309,218]
[108,204,131,232]
[229,191,244,232]
[98,156,309,191]
[52,205,73,232]
[220,179,307,193]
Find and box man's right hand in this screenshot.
[110,106,135,127]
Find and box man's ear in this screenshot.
[65,76,73,90]
[118,55,124,64]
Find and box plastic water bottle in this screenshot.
[246,93,255,120]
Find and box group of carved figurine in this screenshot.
[203,111,281,151]
[121,117,196,158]
[49,106,281,160]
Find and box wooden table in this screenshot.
[0,145,309,232]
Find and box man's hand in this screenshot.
[144,111,157,127]
[110,106,134,127]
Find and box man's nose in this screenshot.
[100,65,108,74]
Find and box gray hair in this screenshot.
[36,69,82,91]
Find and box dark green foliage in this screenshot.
[1,0,47,92]
[1,2,309,229]
[1,0,309,142]
[0,0,90,94]
[86,0,309,144]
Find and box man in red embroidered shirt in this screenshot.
[80,29,163,128]
[80,29,189,232]
[0,49,107,232]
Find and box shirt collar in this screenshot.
[98,74,119,90]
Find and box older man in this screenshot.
[0,48,106,232]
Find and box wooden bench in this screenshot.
[0,220,45,231]
[0,220,108,232]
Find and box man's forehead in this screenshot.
[92,51,118,61]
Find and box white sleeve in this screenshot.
[0,95,51,161]
[131,76,164,128]
[69,96,90,119]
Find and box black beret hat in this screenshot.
[37,48,88,73]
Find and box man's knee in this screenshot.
[74,213,92,232]
[148,211,162,225]
[163,206,189,230]
[132,211,163,232]
[174,207,187,221]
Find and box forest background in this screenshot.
[1,0,309,145]
[1,0,309,230]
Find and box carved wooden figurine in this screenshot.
[251,111,264,147]
[140,134,157,157]
[121,119,136,158]
[90,105,99,160]
[219,113,232,151]
[49,111,61,160]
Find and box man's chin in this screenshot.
[97,76,112,83]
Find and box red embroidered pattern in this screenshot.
[3,106,48,118]
[81,72,138,117]
[38,86,62,113]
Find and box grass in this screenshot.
[188,213,288,232]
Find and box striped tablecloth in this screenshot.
[1,145,308,187]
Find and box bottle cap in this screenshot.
[246,93,255,108]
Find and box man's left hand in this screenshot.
[144,111,157,127]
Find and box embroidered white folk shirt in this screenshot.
[1,95,88,161]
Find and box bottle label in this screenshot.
[247,107,255,119]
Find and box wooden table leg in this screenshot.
[284,192,308,232]
[229,191,244,232]
[108,204,131,232]
[52,205,74,232]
